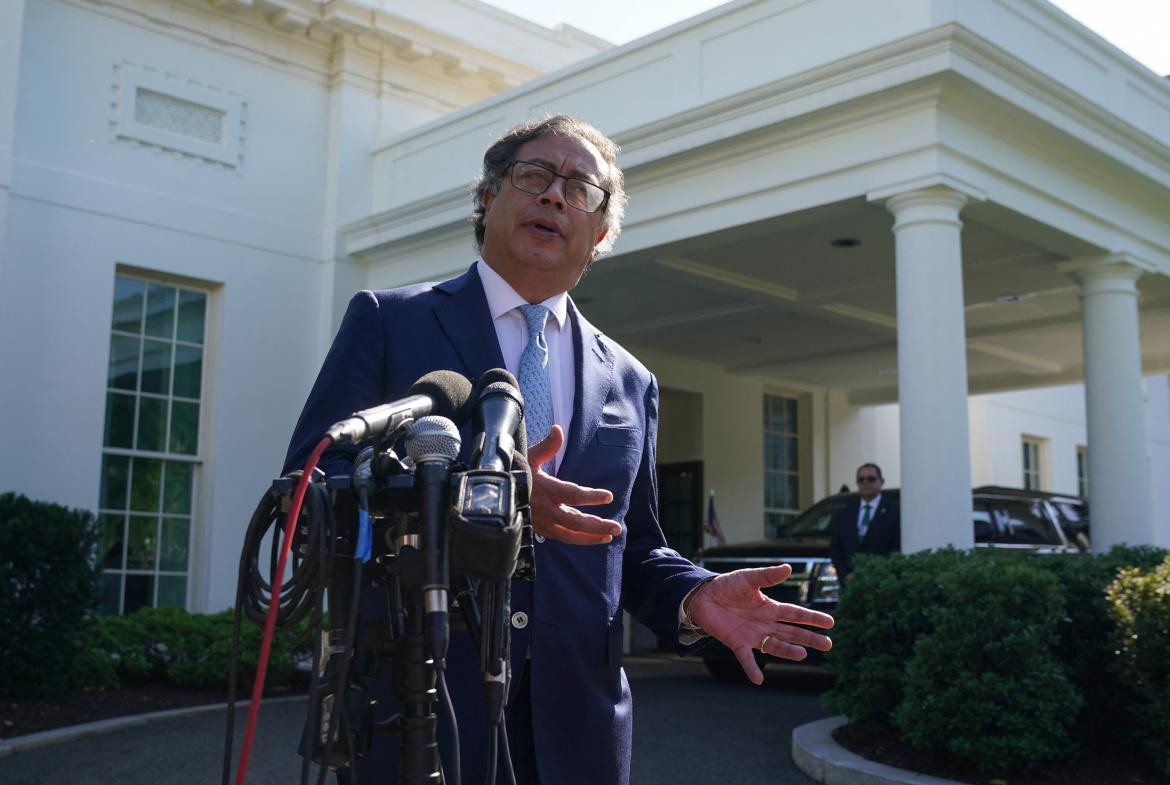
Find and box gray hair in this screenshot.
[471,115,627,257]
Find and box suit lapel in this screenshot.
[558,300,613,479]
[432,264,506,379]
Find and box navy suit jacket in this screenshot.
[828,496,901,578]
[284,264,712,785]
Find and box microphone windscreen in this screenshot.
[408,370,472,422]
[471,368,521,402]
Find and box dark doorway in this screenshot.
[657,461,704,558]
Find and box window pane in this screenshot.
[177,290,207,344]
[163,461,193,514]
[169,401,199,455]
[101,572,122,615]
[136,396,167,452]
[157,576,187,609]
[124,574,154,613]
[112,277,145,333]
[144,284,175,339]
[130,458,162,511]
[159,517,189,571]
[784,473,800,509]
[108,334,141,391]
[785,437,799,473]
[140,339,171,394]
[173,344,202,399]
[100,454,130,510]
[781,398,797,433]
[101,513,125,569]
[103,393,136,449]
[127,515,158,569]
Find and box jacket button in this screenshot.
[534,533,546,543]
[511,611,529,629]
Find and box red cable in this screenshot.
[234,435,333,785]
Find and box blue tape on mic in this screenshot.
[356,508,372,563]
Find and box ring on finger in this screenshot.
[760,635,772,651]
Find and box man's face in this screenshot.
[856,469,883,501]
[480,133,610,302]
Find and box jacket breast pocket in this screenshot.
[595,426,640,449]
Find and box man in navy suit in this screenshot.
[830,463,901,582]
[285,115,834,785]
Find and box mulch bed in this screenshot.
[835,721,1169,785]
[0,683,303,740]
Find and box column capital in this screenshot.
[1058,252,1152,285]
[867,174,986,207]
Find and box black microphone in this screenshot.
[325,370,471,445]
[468,369,525,472]
[405,416,461,663]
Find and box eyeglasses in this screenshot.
[856,475,881,483]
[507,160,610,213]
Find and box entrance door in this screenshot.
[657,461,704,558]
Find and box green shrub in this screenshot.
[81,607,309,691]
[1033,545,1167,744]
[1107,554,1170,775]
[0,493,102,698]
[823,548,967,722]
[893,555,1080,774]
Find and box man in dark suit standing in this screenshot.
[830,462,901,582]
[285,115,834,785]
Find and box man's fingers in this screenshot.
[760,635,810,663]
[732,646,765,686]
[528,424,564,467]
[537,473,614,507]
[740,564,793,588]
[763,623,834,653]
[539,522,616,546]
[536,504,622,539]
[771,602,835,631]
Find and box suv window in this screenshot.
[774,495,850,537]
[976,498,1057,545]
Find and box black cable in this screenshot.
[223,478,335,785]
[436,665,460,785]
[498,720,517,785]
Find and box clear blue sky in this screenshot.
[482,0,1170,76]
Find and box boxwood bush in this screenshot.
[1107,554,1170,775]
[0,493,103,698]
[80,606,310,692]
[824,545,1170,776]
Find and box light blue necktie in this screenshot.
[518,304,554,468]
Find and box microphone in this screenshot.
[468,369,525,472]
[325,370,471,446]
[405,416,461,662]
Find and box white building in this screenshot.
[1,0,1167,615]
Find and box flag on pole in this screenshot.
[705,491,727,546]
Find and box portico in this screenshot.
[342,0,1170,550]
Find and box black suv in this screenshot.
[696,486,1089,681]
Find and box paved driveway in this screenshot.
[0,656,831,785]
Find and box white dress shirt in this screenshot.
[476,259,575,473]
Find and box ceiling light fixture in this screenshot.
[830,237,862,248]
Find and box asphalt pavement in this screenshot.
[0,655,833,785]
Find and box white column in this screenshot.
[1073,258,1151,548]
[885,187,974,552]
[0,0,27,266]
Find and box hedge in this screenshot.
[0,493,103,698]
[824,546,1170,776]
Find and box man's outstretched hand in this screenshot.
[688,564,834,685]
[527,425,623,545]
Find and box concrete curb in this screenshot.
[0,694,308,759]
[792,716,961,785]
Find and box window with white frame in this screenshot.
[1022,436,1045,491]
[763,394,801,538]
[99,274,207,614]
[1076,446,1088,498]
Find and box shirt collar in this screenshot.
[477,259,569,329]
[861,494,882,509]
